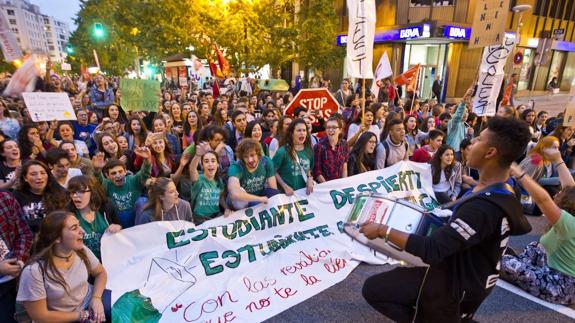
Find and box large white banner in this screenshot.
[472,37,516,116]
[346,0,376,79]
[0,13,22,62]
[103,162,438,323]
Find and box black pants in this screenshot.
[363,267,481,323]
[0,279,17,323]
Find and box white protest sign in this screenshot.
[346,0,376,79]
[22,92,76,121]
[0,13,22,62]
[103,161,439,323]
[472,37,516,116]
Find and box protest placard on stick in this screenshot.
[22,92,76,122]
[469,0,511,49]
[119,79,161,112]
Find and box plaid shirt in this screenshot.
[313,137,349,181]
[0,192,33,262]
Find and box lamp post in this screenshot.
[511,5,533,106]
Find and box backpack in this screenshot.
[381,140,409,168]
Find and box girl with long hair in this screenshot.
[551,125,575,166]
[104,104,126,132]
[16,211,109,322]
[245,120,268,156]
[125,116,148,150]
[0,139,21,190]
[135,133,176,178]
[347,132,377,176]
[67,175,121,260]
[211,105,229,128]
[14,160,68,233]
[430,144,462,204]
[96,132,134,171]
[518,136,561,182]
[268,116,292,158]
[18,124,48,162]
[195,125,234,175]
[403,115,424,157]
[272,119,314,195]
[136,178,192,225]
[188,145,227,224]
[169,103,184,137]
[152,117,182,160]
[182,110,202,149]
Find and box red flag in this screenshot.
[501,78,514,106]
[208,57,223,79]
[394,64,420,86]
[216,47,231,76]
[212,79,220,98]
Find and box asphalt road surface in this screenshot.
[265,215,575,323]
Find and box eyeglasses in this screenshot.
[68,189,91,196]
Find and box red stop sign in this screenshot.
[284,88,339,121]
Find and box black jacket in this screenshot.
[405,191,529,320]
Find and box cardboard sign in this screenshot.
[119,79,161,112]
[284,88,339,123]
[469,0,510,49]
[22,92,76,122]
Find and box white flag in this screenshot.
[370,51,393,100]
[472,37,516,116]
[0,13,22,62]
[346,0,376,79]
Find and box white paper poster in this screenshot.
[472,37,516,116]
[345,0,376,79]
[103,162,439,323]
[22,92,77,121]
[0,13,22,62]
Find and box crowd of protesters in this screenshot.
[0,68,574,323]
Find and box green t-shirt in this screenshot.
[227,156,274,196]
[272,146,314,191]
[190,175,224,217]
[76,211,108,260]
[540,209,575,277]
[97,161,151,228]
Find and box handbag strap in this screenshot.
[293,151,309,183]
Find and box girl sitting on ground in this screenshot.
[501,147,575,305]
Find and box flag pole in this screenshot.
[362,78,366,122]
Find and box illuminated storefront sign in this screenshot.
[443,26,470,39]
[336,24,430,45]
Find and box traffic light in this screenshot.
[65,44,74,54]
[93,23,104,38]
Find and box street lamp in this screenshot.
[510,4,535,106]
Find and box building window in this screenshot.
[7,9,14,16]
[9,19,16,25]
[49,45,54,50]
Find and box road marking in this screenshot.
[496,280,575,319]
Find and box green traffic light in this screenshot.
[94,23,104,38]
[66,44,74,54]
